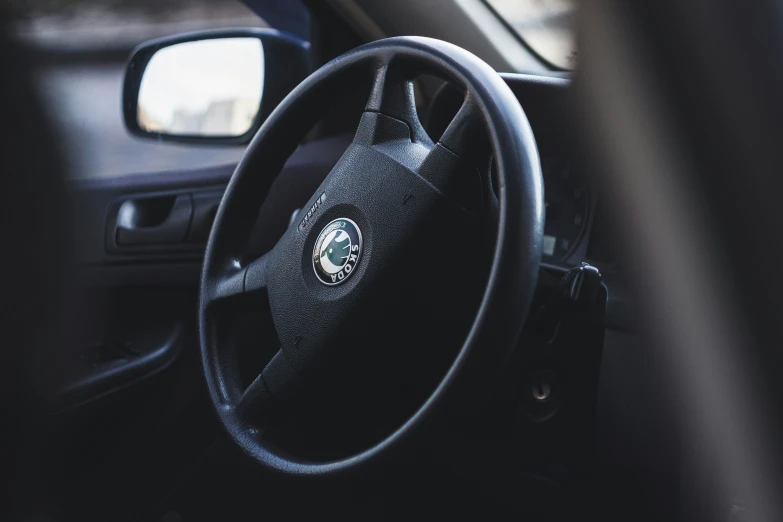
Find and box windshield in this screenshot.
[485,0,577,70]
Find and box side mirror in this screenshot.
[123,29,309,145]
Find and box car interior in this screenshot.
[3,1,783,521]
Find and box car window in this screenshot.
[12,0,288,179]
[484,0,577,70]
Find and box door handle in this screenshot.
[186,190,223,243]
[115,194,193,245]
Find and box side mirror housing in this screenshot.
[122,29,309,145]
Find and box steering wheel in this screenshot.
[198,36,543,476]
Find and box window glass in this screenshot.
[485,0,577,70]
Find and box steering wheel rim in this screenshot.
[198,36,544,476]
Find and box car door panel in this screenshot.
[61,134,352,413]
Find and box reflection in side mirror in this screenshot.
[124,29,309,145]
[137,38,264,138]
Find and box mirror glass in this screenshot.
[137,38,264,137]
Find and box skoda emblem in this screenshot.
[312,218,363,285]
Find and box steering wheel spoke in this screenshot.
[234,349,298,428]
[411,93,489,213]
[361,70,487,214]
[438,92,491,170]
[206,252,269,307]
[234,372,273,426]
[360,62,432,146]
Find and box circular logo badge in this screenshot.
[312,218,363,286]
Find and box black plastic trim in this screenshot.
[56,323,184,412]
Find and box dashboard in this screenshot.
[540,156,592,265]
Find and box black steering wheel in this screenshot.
[198,36,543,476]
